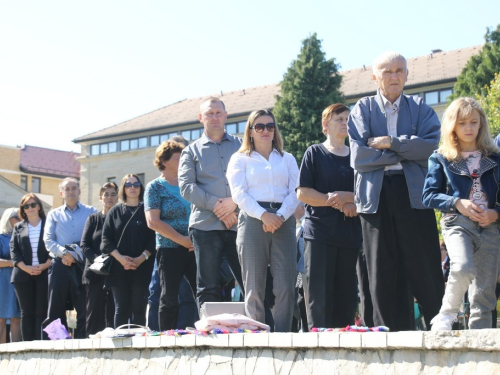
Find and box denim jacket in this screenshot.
[422,151,500,217]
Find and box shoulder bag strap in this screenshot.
[116,206,140,249]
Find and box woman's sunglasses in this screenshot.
[124,182,141,189]
[250,123,275,133]
[23,203,38,210]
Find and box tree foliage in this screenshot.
[478,72,500,138]
[274,33,343,164]
[451,24,500,100]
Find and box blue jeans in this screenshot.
[190,228,244,309]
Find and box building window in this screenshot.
[425,91,439,105]
[191,128,201,140]
[424,89,453,105]
[130,139,138,150]
[238,122,246,134]
[121,140,130,151]
[20,175,27,190]
[181,130,191,141]
[91,144,100,155]
[226,123,237,134]
[100,143,109,154]
[440,89,452,103]
[151,135,160,147]
[107,177,116,183]
[32,177,41,193]
[109,142,117,153]
[138,137,148,148]
[136,173,145,185]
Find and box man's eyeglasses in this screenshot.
[250,123,275,133]
[124,182,141,189]
[23,203,38,210]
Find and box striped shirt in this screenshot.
[28,221,42,265]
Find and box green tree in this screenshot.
[479,72,500,138]
[274,33,343,164]
[451,24,500,100]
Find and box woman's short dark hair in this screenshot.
[154,140,186,171]
[118,174,145,202]
[322,103,350,124]
[19,193,46,221]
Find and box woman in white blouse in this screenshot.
[227,109,299,332]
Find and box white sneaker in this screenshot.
[430,313,457,331]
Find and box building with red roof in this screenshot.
[0,144,80,213]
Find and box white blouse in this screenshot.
[226,149,299,220]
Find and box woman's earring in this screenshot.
[250,137,253,143]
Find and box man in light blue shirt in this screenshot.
[43,177,96,339]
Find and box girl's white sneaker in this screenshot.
[430,313,457,331]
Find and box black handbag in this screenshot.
[89,254,112,275]
[89,205,139,276]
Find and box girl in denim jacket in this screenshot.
[422,97,500,330]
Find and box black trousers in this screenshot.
[359,175,445,331]
[356,247,374,327]
[12,272,48,341]
[85,279,115,336]
[303,239,359,330]
[42,259,86,339]
[157,247,197,331]
[357,244,415,329]
[111,284,149,328]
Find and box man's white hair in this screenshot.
[372,51,407,76]
[59,177,79,191]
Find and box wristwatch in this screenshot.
[142,252,149,260]
[61,249,68,258]
[278,214,285,222]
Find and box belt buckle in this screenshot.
[269,202,279,209]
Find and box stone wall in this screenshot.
[1,330,500,374]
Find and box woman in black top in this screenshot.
[10,193,50,341]
[102,174,156,328]
[80,182,118,335]
[296,103,362,329]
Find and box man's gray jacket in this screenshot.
[348,90,440,213]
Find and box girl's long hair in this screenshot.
[438,97,498,161]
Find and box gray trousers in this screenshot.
[237,210,296,332]
[441,214,500,329]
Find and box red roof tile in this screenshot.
[19,145,80,178]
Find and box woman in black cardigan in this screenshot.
[80,182,118,336]
[10,193,51,341]
[101,174,156,328]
